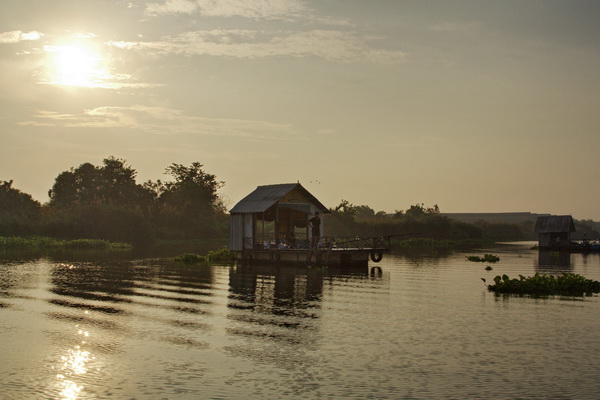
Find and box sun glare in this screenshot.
[44,42,111,88]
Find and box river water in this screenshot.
[1,242,599,399]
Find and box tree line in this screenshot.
[2,157,599,246]
[325,200,493,241]
[324,200,600,242]
[1,157,227,246]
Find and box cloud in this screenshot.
[18,105,297,140]
[145,0,198,15]
[108,29,406,63]
[0,31,42,44]
[429,22,483,32]
[145,0,307,19]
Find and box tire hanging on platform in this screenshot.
[370,251,383,263]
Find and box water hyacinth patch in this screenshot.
[487,273,600,297]
[174,248,235,264]
[174,253,207,264]
[467,254,500,263]
[207,248,236,263]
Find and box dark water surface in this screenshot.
[1,242,599,399]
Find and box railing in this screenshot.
[324,236,391,251]
[243,234,391,251]
[246,234,310,250]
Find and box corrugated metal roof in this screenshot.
[533,215,576,233]
[229,183,329,214]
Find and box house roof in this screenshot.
[230,183,329,214]
[533,215,576,233]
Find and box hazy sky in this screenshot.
[2,0,599,219]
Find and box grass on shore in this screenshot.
[0,236,132,250]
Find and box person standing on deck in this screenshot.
[309,211,321,248]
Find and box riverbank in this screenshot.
[0,235,230,261]
[0,236,132,250]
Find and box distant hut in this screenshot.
[229,183,329,254]
[533,215,576,249]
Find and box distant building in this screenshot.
[533,215,576,248]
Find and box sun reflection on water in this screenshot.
[58,379,83,400]
[53,326,94,399]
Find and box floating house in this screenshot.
[533,215,576,250]
[229,182,389,266]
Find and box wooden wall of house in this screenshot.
[229,214,243,251]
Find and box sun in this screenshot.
[43,42,111,88]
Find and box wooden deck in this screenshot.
[236,236,391,267]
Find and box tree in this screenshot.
[48,162,97,207]
[152,162,225,237]
[325,200,359,236]
[405,203,440,217]
[355,205,376,219]
[332,199,358,216]
[162,162,224,211]
[46,157,155,244]
[0,180,42,235]
[48,156,153,210]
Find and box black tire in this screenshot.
[370,251,383,263]
[370,266,383,276]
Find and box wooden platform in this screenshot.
[236,236,390,267]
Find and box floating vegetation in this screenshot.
[487,273,600,297]
[485,266,493,271]
[0,236,131,250]
[174,248,235,265]
[62,239,131,249]
[174,253,207,264]
[467,254,500,263]
[207,248,236,263]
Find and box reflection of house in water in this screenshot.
[226,265,327,347]
[225,263,385,368]
[228,264,380,313]
[228,265,325,311]
[537,251,572,273]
